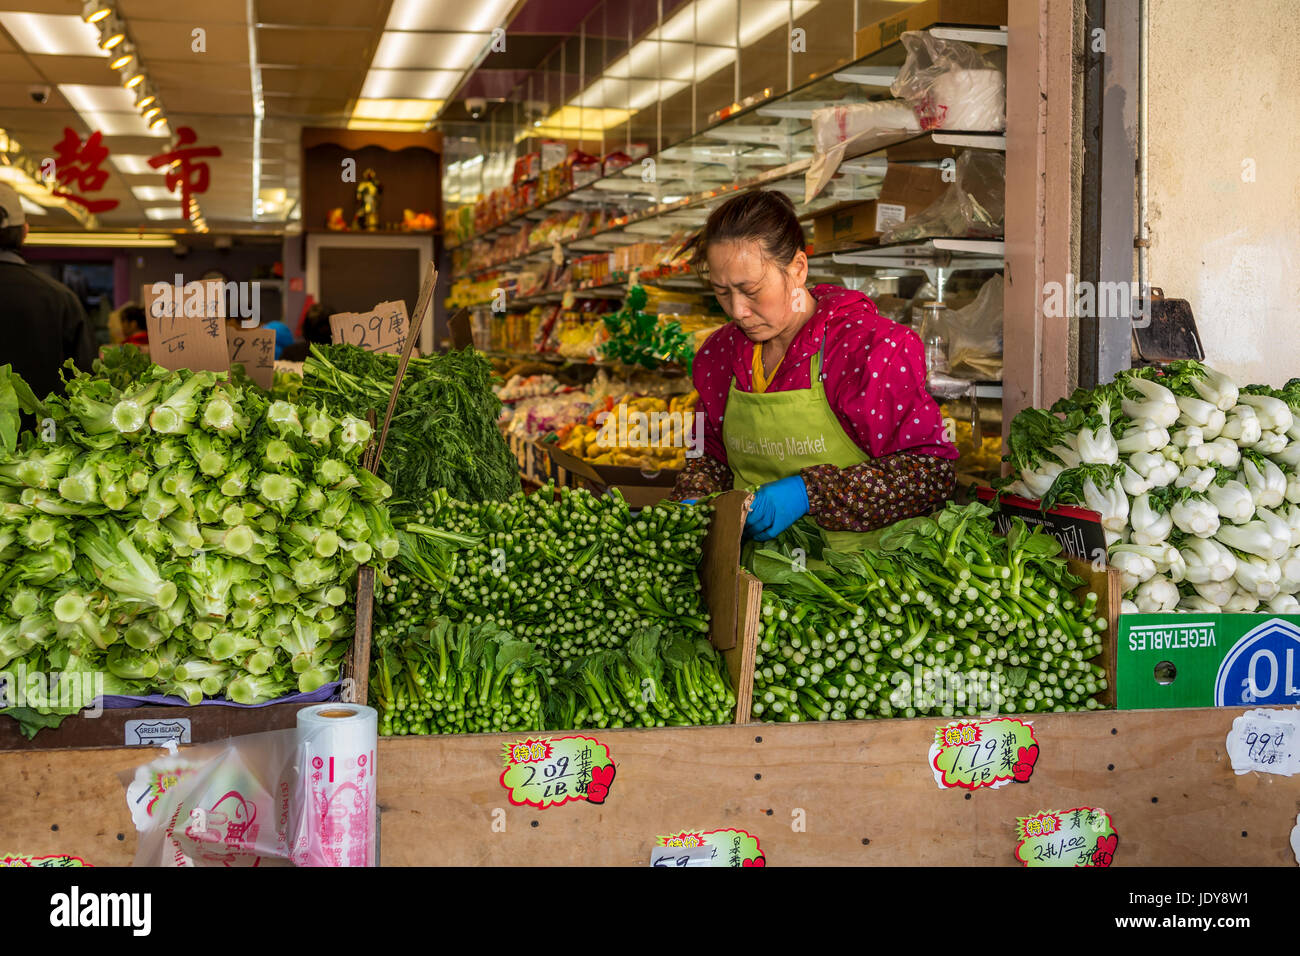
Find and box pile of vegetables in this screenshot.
[749,503,1109,721]
[0,349,393,734]
[599,286,696,370]
[371,484,736,734]
[1003,360,1300,613]
[302,344,519,504]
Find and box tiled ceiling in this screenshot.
[0,0,675,232]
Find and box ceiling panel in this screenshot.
[256,0,391,29]
[147,60,251,95]
[260,66,360,98]
[130,21,250,64]
[0,83,71,109]
[29,54,119,85]
[257,27,378,68]
[118,0,249,25]
[0,52,39,80]
[156,89,252,114]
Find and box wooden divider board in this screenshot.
[0,706,1293,866]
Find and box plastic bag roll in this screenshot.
[291,703,378,867]
[931,69,1005,131]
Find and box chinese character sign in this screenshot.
[149,126,221,221]
[930,718,1039,790]
[499,735,615,810]
[652,829,764,867]
[1014,808,1118,867]
[50,128,119,214]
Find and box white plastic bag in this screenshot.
[123,704,378,867]
[946,274,1004,380]
[879,150,1006,243]
[805,101,920,203]
[890,31,1006,132]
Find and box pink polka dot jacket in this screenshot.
[669,283,959,533]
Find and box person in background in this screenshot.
[261,320,295,359]
[280,303,332,361]
[108,303,149,347]
[670,189,957,547]
[0,182,95,398]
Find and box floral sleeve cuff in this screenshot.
[669,454,734,501]
[802,453,957,533]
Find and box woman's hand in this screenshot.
[744,475,809,541]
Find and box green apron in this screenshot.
[722,337,872,551]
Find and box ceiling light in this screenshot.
[135,90,156,110]
[109,50,132,70]
[371,31,488,71]
[24,231,177,248]
[361,69,461,101]
[81,1,112,24]
[148,115,167,130]
[144,207,182,220]
[99,18,126,50]
[111,155,156,175]
[351,98,442,122]
[132,186,173,201]
[124,72,144,89]
[142,106,160,121]
[0,12,109,56]
[383,0,516,32]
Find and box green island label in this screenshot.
[653,828,764,867]
[499,735,615,809]
[1014,807,1118,867]
[930,717,1039,790]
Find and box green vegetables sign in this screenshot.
[1014,808,1117,867]
[929,718,1039,790]
[499,735,615,809]
[1117,614,1300,710]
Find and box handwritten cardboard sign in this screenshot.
[1226,708,1300,775]
[929,717,1039,790]
[499,735,615,809]
[1014,807,1117,867]
[143,281,230,374]
[653,828,764,867]
[330,300,410,354]
[227,327,276,390]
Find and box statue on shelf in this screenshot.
[353,168,381,231]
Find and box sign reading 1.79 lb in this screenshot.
[1118,614,1300,709]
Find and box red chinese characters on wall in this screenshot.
[149,126,221,222]
[50,128,119,214]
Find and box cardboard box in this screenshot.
[855,0,1008,59]
[975,487,1108,564]
[1118,614,1300,710]
[812,163,949,246]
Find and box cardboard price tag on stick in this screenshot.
[227,327,276,390]
[329,301,410,354]
[143,281,230,374]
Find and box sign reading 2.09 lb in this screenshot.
[1118,614,1300,709]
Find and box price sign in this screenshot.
[929,717,1039,790]
[653,828,764,867]
[330,300,410,354]
[499,735,615,810]
[1014,808,1117,867]
[227,327,276,390]
[0,853,91,868]
[143,280,230,374]
[1226,708,1300,775]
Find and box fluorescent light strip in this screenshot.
[0,12,108,57]
[25,232,176,247]
[247,0,264,224]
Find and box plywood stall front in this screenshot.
[0,707,1293,866]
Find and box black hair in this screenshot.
[0,225,23,251]
[120,304,146,331]
[689,189,805,276]
[302,304,332,345]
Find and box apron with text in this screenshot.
[722,336,873,552]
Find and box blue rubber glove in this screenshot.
[744,475,809,541]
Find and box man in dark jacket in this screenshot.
[0,183,96,399]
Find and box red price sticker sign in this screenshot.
[652,828,764,868]
[929,717,1039,790]
[0,853,91,867]
[499,735,615,810]
[1014,808,1118,867]
[329,300,410,354]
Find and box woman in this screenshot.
[108,303,149,347]
[670,189,958,546]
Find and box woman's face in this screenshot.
[706,240,808,343]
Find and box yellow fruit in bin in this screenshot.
[590,452,618,465]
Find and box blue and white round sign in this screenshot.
[1215,618,1300,706]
